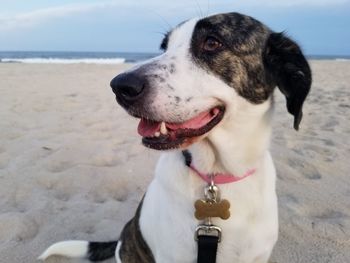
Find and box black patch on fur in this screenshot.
[182,150,192,167]
[160,32,169,51]
[190,12,311,129]
[88,241,118,261]
[190,12,274,104]
[263,32,311,130]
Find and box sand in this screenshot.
[0,61,349,263]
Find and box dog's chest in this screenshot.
[138,154,278,263]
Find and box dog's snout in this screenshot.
[110,73,146,102]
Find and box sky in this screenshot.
[0,0,349,55]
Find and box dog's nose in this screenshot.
[110,73,145,102]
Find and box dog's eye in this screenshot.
[203,37,222,52]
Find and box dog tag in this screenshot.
[194,199,230,220]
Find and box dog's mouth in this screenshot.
[137,106,225,150]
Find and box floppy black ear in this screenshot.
[263,32,312,130]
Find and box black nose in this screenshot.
[110,72,146,102]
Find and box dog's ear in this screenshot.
[263,32,312,130]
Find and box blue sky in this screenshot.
[0,0,349,55]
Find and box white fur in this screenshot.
[139,108,278,263]
[126,18,225,124]
[38,240,88,260]
[115,241,122,263]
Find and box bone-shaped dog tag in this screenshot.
[194,199,231,220]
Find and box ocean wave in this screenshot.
[335,58,350,62]
[0,58,126,64]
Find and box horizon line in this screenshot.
[0,50,349,57]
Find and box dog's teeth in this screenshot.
[155,132,160,137]
[160,122,168,135]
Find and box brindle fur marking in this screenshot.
[119,199,155,263]
[190,13,275,104]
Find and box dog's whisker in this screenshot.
[149,10,173,32]
[193,0,204,18]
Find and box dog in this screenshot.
[39,12,311,263]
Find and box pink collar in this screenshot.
[189,164,255,185]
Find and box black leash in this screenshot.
[197,235,219,263]
[182,150,220,263]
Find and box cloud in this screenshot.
[0,2,121,31]
[0,0,349,32]
[228,0,349,7]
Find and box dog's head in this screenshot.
[110,12,311,150]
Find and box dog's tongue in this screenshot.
[166,109,218,130]
[138,119,161,137]
[137,108,219,137]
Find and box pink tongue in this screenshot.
[137,108,219,137]
[167,108,219,130]
[138,119,161,137]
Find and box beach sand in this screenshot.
[0,61,349,263]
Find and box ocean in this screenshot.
[0,51,159,64]
[0,51,349,64]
